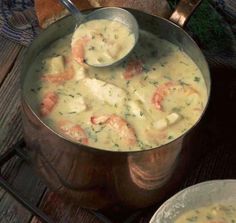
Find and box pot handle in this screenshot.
[169,0,202,27]
[0,139,54,223]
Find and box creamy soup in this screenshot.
[71,19,135,66]
[175,204,236,223]
[24,30,207,151]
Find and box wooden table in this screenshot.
[0,35,235,223]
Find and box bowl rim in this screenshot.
[149,179,236,223]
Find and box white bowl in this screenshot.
[150,180,236,223]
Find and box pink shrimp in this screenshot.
[152,82,175,110]
[90,115,110,125]
[41,66,74,84]
[91,114,137,146]
[152,82,199,111]
[71,36,90,65]
[123,59,143,80]
[40,92,58,117]
[145,129,167,145]
[59,120,88,144]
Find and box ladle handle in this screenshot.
[169,0,202,27]
[59,0,84,22]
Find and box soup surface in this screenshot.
[24,29,207,151]
[71,19,135,66]
[174,204,236,223]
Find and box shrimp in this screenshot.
[123,59,143,80]
[40,92,58,117]
[91,115,109,125]
[91,114,137,146]
[152,82,199,111]
[145,129,167,144]
[152,82,175,110]
[71,36,90,65]
[41,66,74,84]
[59,120,88,144]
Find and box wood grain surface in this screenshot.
[0,37,22,85]
[0,36,235,223]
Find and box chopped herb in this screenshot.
[143,75,148,81]
[114,104,118,108]
[186,101,191,106]
[97,57,104,63]
[172,107,182,113]
[95,125,106,133]
[180,61,188,66]
[76,92,82,96]
[126,80,130,86]
[138,140,152,150]
[168,136,173,140]
[114,34,118,39]
[186,216,198,222]
[140,111,144,116]
[178,80,189,86]
[59,112,63,115]
[68,111,77,114]
[194,76,201,82]
[206,214,213,220]
[69,94,74,98]
[163,75,172,80]
[88,46,95,51]
[124,113,132,119]
[152,67,156,71]
[148,80,158,86]
[114,143,119,147]
[85,129,98,142]
[142,64,150,73]
[30,88,36,93]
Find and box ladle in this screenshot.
[59,0,139,67]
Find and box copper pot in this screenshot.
[21,0,211,210]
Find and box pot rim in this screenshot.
[21,7,211,154]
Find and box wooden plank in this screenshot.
[0,48,46,223]
[0,36,22,85]
[30,191,102,223]
[0,49,24,154]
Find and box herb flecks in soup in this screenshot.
[25,30,207,151]
[174,204,236,223]
[71,19,135,66]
